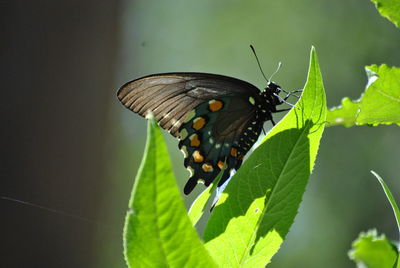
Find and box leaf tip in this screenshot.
[310,45,317,54]
[370,170,382,182]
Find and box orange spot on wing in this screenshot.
[192,117,206,130]
[217,160,225,170]
[208,100,223,112]
[230,147,238,157]
[190,134,201,147]
[202,163,214,172]
[193,150,204,163]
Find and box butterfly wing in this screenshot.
[117,73,260,137]
[117,72,263,194]
[179,95,264,194]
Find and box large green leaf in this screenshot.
[327,64,400,127]
[371,0,400,28]
[123,117,216,268]
[202,47,327,267]
[349,229,398,268]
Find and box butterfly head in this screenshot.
[263,82,283,106]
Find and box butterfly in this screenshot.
[117,72,298,195]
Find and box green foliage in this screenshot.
[123,117,216,268]
[188,176,219,225]
[117,0,400,267]
[123,48,326,268]
[372,171,400,243]
[349,229,398,268]
[327,65,400,127]
[371,0,400,28]
[202,47,326,267]
[327,97,359,127]
[348,172,400,268]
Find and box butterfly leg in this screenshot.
[281,89,303,98]
[273,93,297,108]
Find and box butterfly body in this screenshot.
[117,72,287,194]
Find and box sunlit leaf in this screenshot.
[327,97,359,127]
[188,177,219,226]
[371,0,400,28]
[358,65,400,125]
[372,171,400,242]
[349,229,398,268]
[202,47,327,267]
[371,171,400,267]
[123,117,216,268]
[327,64,400,127]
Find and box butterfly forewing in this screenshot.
[117,73,260,137]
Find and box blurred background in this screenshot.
[1,0,399,267]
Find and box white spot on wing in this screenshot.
[187,166,194,176]
[197,178,205,184]
[180,145,188,157]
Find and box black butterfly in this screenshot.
[117,72,298,195]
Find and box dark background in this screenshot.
[1,1,399,268]
[1,1,121,267]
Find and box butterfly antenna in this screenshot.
[250,45,269,83]
[269,62,282,82]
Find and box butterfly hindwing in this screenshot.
[178,96,262,194]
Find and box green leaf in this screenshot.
[349,229,398,268]
[327,97,359,127]
[358,65,400,125]
[371,0,400,28]
[371,171,400,247]
[202,47,327,267]
[188,184,215,226]
[188,173,221,226]
[327,64,400,127]
[123,117,216,268]
[348,172,400,268]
